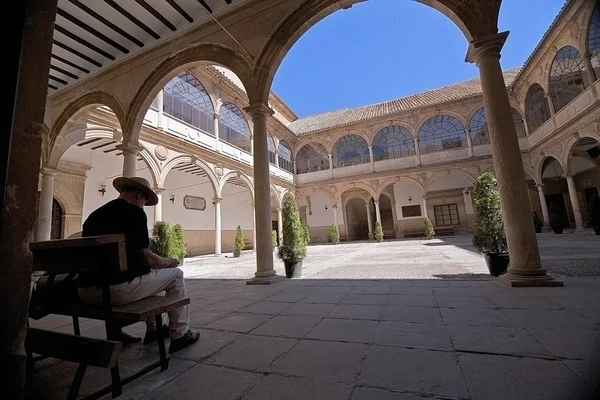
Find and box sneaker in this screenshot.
[143,324,169,344]
[168,329,200,353]
[111,328,142,345]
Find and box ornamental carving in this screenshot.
[154,145,168,161]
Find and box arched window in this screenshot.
[525,84,551,133]
[332,134,370,168]
[418,115,466,154]
[512,108,527,138]
[588,4,600,79]
[278,140,293,173]
[218,103,251,152]
[267,132,276,165]
[296,143,329,174]
[549,46,586,112]
[372,126,415,160]
[163,72,214,134]
[469,107,527,145]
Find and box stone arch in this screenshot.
[294,138,332,158]
[251,0,499,103]
[334,182,378,204]
[416,110,468,131]
[48,125,116,168]
[270,183,283,209]
[219,171,255,203]
[342,192,371,209]
[562,132,600,175]
[138,145,161,188]
[483,164,538,185]
[423,170,476,193]
[49,91,126,150]
[52,184,79,216]
[536,155,566,184]
[376,176,424,198]
[298,187,336,206]
[547,45,587,113]
[126,43,253,143]
[369,121,416,140]
[159,155,219,196]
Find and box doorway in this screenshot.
[51,198,63,239]
[545,193,569,228]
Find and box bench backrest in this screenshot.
[29,234,128,275]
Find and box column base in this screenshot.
[246,274,285,285]
[501,268,564,287]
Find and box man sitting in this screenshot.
[77,176,199,353]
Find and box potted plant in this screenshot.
[472,172,509,277]
[272,230,278,251]
[329,224,340,244]
[169,223,187,265]
[233,225,244,257]
[149,221,171,258]
[588,193,600,235]
[533,211,543,233]
[277,197,307,278]
[424,217,435,239]
[373,221,384,242]
[302,224,311,245]
[549,203,564,234]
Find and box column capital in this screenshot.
[213,112,220,119]
[244,103,274,118]
[536,183,545,190]
[374,201,380,206]
[276,207,282,212]
[152,187,165,194]
[332,204,338,209]
[40,167,58,177]
[116,142,143,154]
[466,31,508,65]
[212,197,223,204]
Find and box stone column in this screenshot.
[214,197,222,255]
[465,129,475,156]
[414,138,422,165]
[0,0,58,397]
[293,160,298,175]
[583,52,597,87]
[213,113,221,152]
[116,143,141,178]
[390,201,399,238]
[157,89,165,129]
[36,168,58,241]
[422,197,429,219]
[536,184,550,227]
[467,32,561,286]
[153,187,164,223]
[368,146,374,172]
[252,202,257,254]
[366,203,373,239]
[328,153,334,178]
[374,201,381,223]
[332,205,339,226]
[342,206,349,240]
[565,175,584,229]
[244,104,277,283]
[546,93,556,116]
[277,207,283,244]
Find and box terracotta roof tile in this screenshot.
[288,68,521,135]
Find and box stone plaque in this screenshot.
[402,205,422,218]
[183,195,206,211]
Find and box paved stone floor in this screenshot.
[27,234,600,400]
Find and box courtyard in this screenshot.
[27,234,600,400]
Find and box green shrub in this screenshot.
[303,224,311,245]
[169,223,187,260]
[373,221,383,242]
[272,230,278,248]
[472,172,508,254]
[277,197,307,262]
[149,221,171,257]
[532,211,543,231]
[329,224,340,244]
[424,218,435,239]
[549,203,565,231]
[235,225,245,251]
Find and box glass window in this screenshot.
[433,204,459,226]
[163,72,214,134]
[469,107,527,145]
[588,4,600,79]
[512,108,527,138]
[372,125,415,160]
[418,115,466,154]
[218,103,251,153]
[549,46,586,112]
[267,132,276,165]
[296,143,329,174]
[332,134,370,168]
[525,84,551,133]
[278,140,293,173]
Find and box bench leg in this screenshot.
[67,363,87,400]
[155,315,169,371]
[72,316,81,336]
[111,363,122,398]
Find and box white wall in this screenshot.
[394,180,424,219]
[428,175,471,191]
[221,183,254,230]
[571,156,597,174]
[304,192,335,227]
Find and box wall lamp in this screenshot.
[99,184,106,197]
[463,188,470,196]
[325,205,328,211]
[169,195,175,204]
[408,196,412,203]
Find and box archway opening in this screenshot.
[540,157,570,228]
[346,197,369,241]
[425,174,474,233]
[51,198,63,240]
[222,174,254,253]
[568,137,600,226]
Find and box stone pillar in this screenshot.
[368,146,374,172]
[422,197,429,219]
[374,201,381,223]
[214,197,222,255]
[157,89,164,129]
[463,188,474,215]
[277,207,283,244]
[390,201,399,238]
[342,206,349,240]
[332,205,339,226]
[244,104,278,283]
[0,0,58,397]
[252,202,257,254]
[213,113,221,152]
[117,143,141,178]
[537,184,550,227]
[328,153,333,178]
[414,137,422,165]
[583,52,597,87]
[366,203,373,239]
[250,134,254,155]
[293,160,298,175]
[153,187,164,223]
[546,93,556,116]
[36,168,58,241]
[565,175,584,229]
[467,32,561,286]
[465,129,475,156]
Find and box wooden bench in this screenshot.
[403,229,426,238]
[27,234,190,400]
[435,227,455,236]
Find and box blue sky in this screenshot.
[272,0,566,118]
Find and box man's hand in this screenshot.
[164,258,179,268]
[141,249,181,269]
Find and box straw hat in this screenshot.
[112,177,159,206]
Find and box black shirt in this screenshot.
[79,198,151,286]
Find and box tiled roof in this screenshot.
[287,68,522,135]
